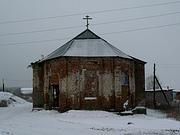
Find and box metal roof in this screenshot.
[74,29,100,39]
[145,88,174,92]
[42,29,137,61]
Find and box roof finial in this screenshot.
[83,15,92,29]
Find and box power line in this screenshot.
[92,11,180,26]
[159,66,180,68]
[0,11,180,37]
[156,64,180,68]
[5,79,31,82]
[156,63,180,66]
[0,1,180,24]
[0,22,179,47]
[100,22,180,35]
[0,25,83,37]
[0,37,71,46]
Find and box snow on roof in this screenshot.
[145,88,173,92]
[20,88,33,94]
[173,89,180,92]
[42,29,134,61]
[64,39,132,58]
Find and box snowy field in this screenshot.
[0,92,180,135]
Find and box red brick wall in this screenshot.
[33,57,145,112]
[134,62,145,106]
[32,63,44,108]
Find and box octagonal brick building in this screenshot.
[31,29,146,112]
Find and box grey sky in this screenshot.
[0,0,180,89]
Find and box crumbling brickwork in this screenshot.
[134,62,145,106]
[32,63,44,108]
[32,57,145,112]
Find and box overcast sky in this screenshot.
[0,0,180,89]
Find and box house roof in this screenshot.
[38,29,145,63]
[145,88,174,92]
[173,89,180,92]
[20,88,33,94]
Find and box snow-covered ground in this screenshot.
[0,92,180,135]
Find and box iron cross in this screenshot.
[83,15,92,29]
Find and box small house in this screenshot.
[145,88,173,107]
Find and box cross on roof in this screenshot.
[83,15,92,29]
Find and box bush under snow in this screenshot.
[0,92,27,107]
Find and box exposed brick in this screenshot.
[32,57,145,112]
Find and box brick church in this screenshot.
[31,23,146,112]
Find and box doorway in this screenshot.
[83,70,99,109]
[50,85,59,109]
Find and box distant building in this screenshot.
[31,29,146,112]
[0,87,21,96]
[145,88,173,107]
[21,88,33,94]
[173,89,180,101]
[20,88,33,102]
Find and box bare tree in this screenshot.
[146,75,160,90]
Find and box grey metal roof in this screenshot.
[42,29,133,61]
[74,29,100,39]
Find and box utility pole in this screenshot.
[155,76,170,106]
[153,63,169,108]
[2,78,4,92]
[153,63,156,108]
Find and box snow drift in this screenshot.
[0,92,180,135]
[0,92,27,107]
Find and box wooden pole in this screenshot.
[112,59,116,110]
[153,63,156,108]
[155,76,170,105]
[2,78,4,92]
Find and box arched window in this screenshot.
[121,72,129,85]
